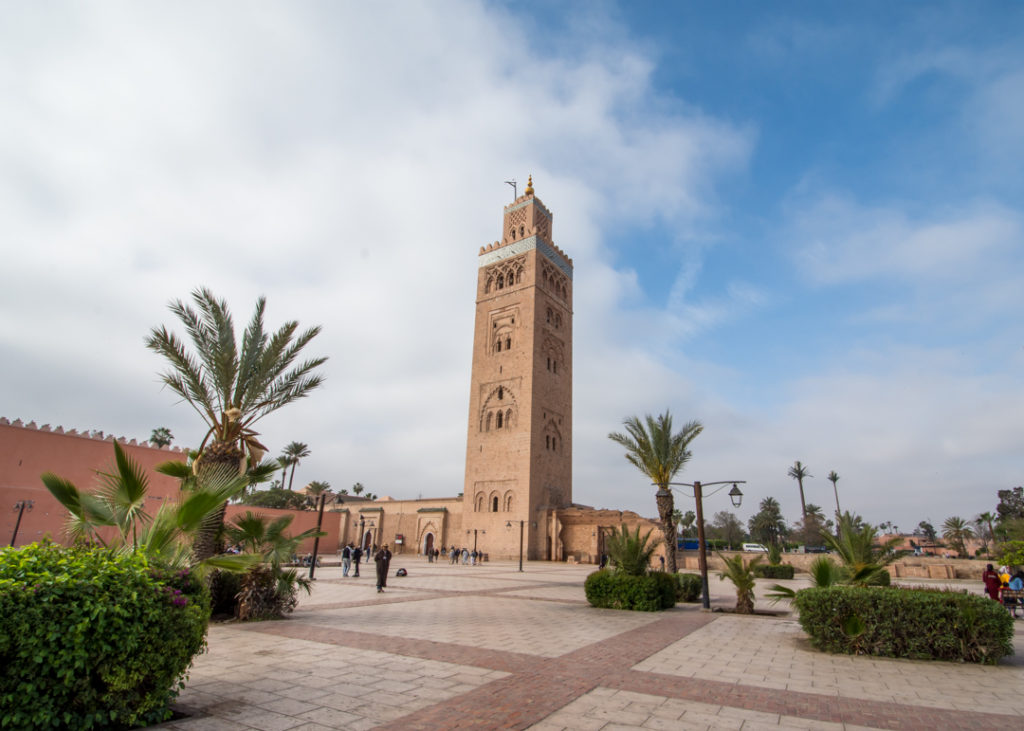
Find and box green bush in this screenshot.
[676,572,703,602]
[754,564,795,580]
[0,543,210,728]
[792,585,1013,664]
[585,570,676,611]
[998,540,1024,567]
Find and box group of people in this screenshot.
[339,542,393,592]
[426,546,485,565]
[982,563,1024,616]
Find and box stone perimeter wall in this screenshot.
[678,550,993,580]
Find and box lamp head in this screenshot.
[729,484,743,508]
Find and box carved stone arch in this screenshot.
[503,490,515,512]
[418,521,438,550]
[475,492,486,512]
[488,490,501,512]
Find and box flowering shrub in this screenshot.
[0,543,210,728]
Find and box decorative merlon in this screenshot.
[0,416,187,452]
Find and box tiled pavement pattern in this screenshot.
[156,561,1024,730]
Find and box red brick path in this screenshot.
[243,584,1017,730]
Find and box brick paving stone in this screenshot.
[156,562,1022,731]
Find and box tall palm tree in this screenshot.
[827,470,841,517]
[942,516,974,558]
[788,461,811,524]
[352,482,365,496]
[608,410,703,574]
[282,441,311,491]
[277,453,295,487]
[145,288,327,560]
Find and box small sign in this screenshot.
[395,534,404,544]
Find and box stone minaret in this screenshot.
[463,177,573,560]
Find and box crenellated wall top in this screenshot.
[0,416,188,453]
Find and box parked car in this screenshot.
[741,543,769,553]
[804,545,830,553]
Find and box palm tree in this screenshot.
[145,288,327,560]
[306,480,331,497]
[942,516,974,558]
[975,512,996,555]
[608,410,703,574]
[604,524,661,576]
[149,427,174,448]
[282,441,311,491]
[276,453,295,487]
[788,461,811,524]
[352,482,365,496]
[825,512,901,584]
[717,553,762,614]
[827,470,841,517]
[42,441,257,576]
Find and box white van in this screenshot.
[742,543,769,553]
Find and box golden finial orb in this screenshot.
[525,175,534,196]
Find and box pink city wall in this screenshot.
[1,418,335,554]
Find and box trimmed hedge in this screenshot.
[585,570,677,611]
[792,585,1013,664]
[0,543,210,728]
[676,572,703,602]
[754,564,795,580]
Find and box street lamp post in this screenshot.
[666,481,744,610]
[467,528,485,553]
[10,500,34,547]
[505,520,525,572]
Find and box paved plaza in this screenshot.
[157,560,1024,730]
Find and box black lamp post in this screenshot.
[467,528,485,553]
[505,520,525,572]
[665,481,744,610]
[10,500,34,547]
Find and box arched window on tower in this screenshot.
[476,494,485,512]
[506,409,512,428]
[485,412,492,432]
[505,337,511,350]
[546,308,552,323]
[504,493,514,511]
[546,356,551,371]
[546,435,550,449]
[498,386,503,400]
[496,411,503,429]
[497,274,504,289]
[553,360,558,374]
[495,340,501,353]
[492,496,499,512]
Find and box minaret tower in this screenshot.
[463,177,573,560]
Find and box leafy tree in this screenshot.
[917,520,938,541]
[41,441,257,576]
[149,427,174,448]
[942,516,974,558]
[282,441,311,491]
[797,504,829,546]
[996,487,1024,521]
[145,288,327,560]
[608,410,703,574]
[717,553,762,614]
[975,512,996,553]
[241,488,309,510]
[748,497,787,547]
[605,524,661,576]
[710,511,744,550]
[787,461,811,524]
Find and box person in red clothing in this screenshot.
[982,563,1002,600]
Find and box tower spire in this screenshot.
[524,175,534,196]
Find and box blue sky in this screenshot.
[1,1,1021,535]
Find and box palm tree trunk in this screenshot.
[797,479,807,523]
[288,462,298,491]
[192,442,244,561]
[655,487,677,574]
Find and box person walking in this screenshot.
[375,543,393,593]
[982,563,1001,600]
[341,543,352,577]
[352,544,363,577]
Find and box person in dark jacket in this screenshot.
[375,544,393,593]
[352,545,363,577]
